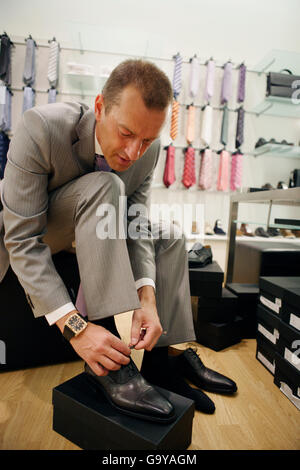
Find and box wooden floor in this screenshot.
[0,311,299,450]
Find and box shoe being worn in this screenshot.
[255,227,270,238]
[188,242,213,268]
[84,359,176,423]
[214,219,226,235]
[177,348,237,394]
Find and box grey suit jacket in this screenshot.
[0,102,160,317]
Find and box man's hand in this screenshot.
[130,286,163,351]
[56,311,131,376]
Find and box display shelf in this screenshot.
[233,220,300,230]
[253,142,300,158]
[251,96,300,119]
[253,49,300,76]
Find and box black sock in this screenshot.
[140,346,169,380]
[90,316,120,338]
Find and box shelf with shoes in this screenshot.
[253,142,300,159]
[251,49,300,119]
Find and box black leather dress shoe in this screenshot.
[84,359,176,423]
[177,348,237,394]
[188,243,212,268]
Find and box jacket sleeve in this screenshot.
[2,109,73,318]
[126,140,161,284]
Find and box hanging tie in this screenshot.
[189,56,200,99]
[217,149,230,191]
[221,61,232,104]
[235,106,245,148]
[47,39,59,88]
[220,104,229,147]
[22,86,35,113]
[172,53,182,99]
[163,145,176,188]
[48,88,57,104]
[203,59,215,103]
[0,34,12,86]
[0,86,11,132]
[230,152,243,191]
[182,146,196,189]
[186,105,196,144]
[199,148,213,190]
[237,63,247,103]
[0,131,10,179]
[200,104,213,147]
[23,37,36,86]
[170,99,179,141]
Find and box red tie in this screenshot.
[163,145,176,187]
[182,146,196,188]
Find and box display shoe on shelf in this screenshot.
[292,230,300,238]
[277,181,288,190]
[261,183,274,190]
[214,219,226,235]
[255,227,270,238]
[240,223,254,236]
[188,242,213,268]
[267,227,281,237]
[84,359,176,423]
[205,222,215,235]
[236,228,244,236]
[280,229,296,238]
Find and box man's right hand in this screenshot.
[56,312,131,376]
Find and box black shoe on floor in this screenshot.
[84,359,176,423]
[176,348,237,394]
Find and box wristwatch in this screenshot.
[62,312,88,341]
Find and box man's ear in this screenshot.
[94,94,104,121]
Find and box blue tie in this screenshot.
[94,154,112,172]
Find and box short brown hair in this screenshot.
[102,59,173,113]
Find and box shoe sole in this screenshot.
[85,373,177,424]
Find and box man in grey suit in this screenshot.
[0,60,236,420]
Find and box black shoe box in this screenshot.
[232,240,300,284]
[194,316,242,351]
[189,261,224,298]
[226,283,259,338]
[277,320,300,370]
[281,287,300,332]
[256,304,281,348]
[259,276,300,318]
[52,373,195,450]
[0,251,81,371]
[274,353,300,411]
[196,288,238,323]
[256,332,276,375]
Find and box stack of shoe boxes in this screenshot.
[256,276,300,410]
[226,283,259,338]
[189,262,242,351]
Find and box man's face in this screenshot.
[94,85,168,172]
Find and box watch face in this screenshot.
[67,314,86,333]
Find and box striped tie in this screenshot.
[230,152,243,191]
[173,53,182,99]
[182,146,196,188]
[47,39,60,88]
[199,148,213,190]
[170,99,179,141]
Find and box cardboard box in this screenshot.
[52,373,195,450]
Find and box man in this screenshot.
[0,60,236,422]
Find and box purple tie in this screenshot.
[221,61,233,104]
[237,63,246,103]
[75,153,112,316]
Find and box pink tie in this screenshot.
[163,145,176,187]
[186,105,196,144]
[217,150,230,191]
[230,152,243,191]
[182,146,196,188]
[199,148,213,190]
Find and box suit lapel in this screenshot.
[72,107,96,172]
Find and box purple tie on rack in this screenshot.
[221,61,233,104]
[237,63,247,103]
[204,59,215,103]
[163,145,176,188]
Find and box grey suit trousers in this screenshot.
[43,170,196,348]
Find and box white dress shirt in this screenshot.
[45,132,155,325]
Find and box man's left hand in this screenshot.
[130,285,163,351]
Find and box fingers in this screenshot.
[134,326,162,351]
[130,318,143,348]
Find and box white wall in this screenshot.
[1,0,300,241]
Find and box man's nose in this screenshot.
[125,139,143,161]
